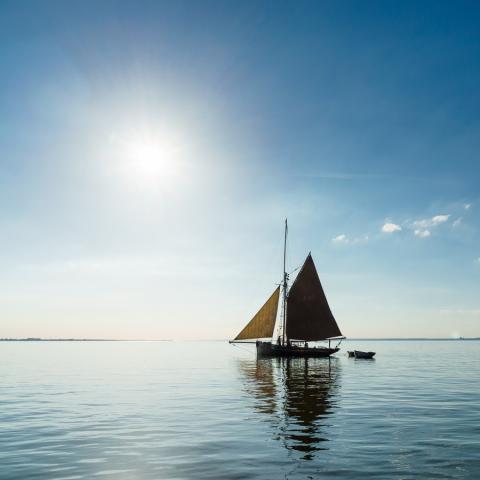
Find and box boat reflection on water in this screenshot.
[238,356,341,460]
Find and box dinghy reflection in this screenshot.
[239,357,340,460]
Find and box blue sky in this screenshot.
[1,0,479,339]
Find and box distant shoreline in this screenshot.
[0,337,478,342]
[345,337,480,341]
[0,338,172,342]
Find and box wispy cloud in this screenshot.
[382,222,402,233]
[413,214,450,228]
[414,229,431,238]
[433,214,450,224]
[404,213,454,239]
[352,205,468,244]
[332,234,348,244]
[332,234,369,245]
[299,172,388,180]
[452,217,462,227]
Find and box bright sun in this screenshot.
[110,129,182,188]
[126,138,177,179]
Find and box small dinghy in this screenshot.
[352,350,375,359]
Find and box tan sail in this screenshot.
[286,254,342,341]
[234,287,280,340]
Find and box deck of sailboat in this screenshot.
[256,341,339,358]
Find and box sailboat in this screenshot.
[230,220,345,357]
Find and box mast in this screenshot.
[282,218,288,345]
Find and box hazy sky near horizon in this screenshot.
[1,0,479,339]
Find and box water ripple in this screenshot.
[0,340,479,479]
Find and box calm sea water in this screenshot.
[0,340,479,479]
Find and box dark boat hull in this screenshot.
[353,350,376,359]
[256,341,339,358]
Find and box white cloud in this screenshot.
[332,234,369,245]
[332,234,348,244]
[351,235,369,245]
[413,214,450,228]
[414,229,431,238]
[413,220,429,228]
[432,215,450,225]
[452,217,462,227]
[382,222,402,233]
[464,203,472,210]
[432,214,450,224]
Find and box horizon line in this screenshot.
[1,337,479,342]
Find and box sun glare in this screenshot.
[111,130,183,188]
[126,139,175,177]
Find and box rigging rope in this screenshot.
[231,342,256,356]
[289,264,302,276]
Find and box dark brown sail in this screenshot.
[286,254,342,341]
